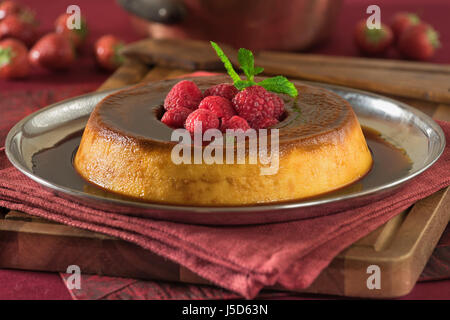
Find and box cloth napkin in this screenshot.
[1,80,449,298]
[0,120,449,298]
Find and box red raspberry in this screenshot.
[198,95,236,120]
[232,85,278,125]
[164,80,203,111]
[161,107,192,128]
[185,109,219,134]
[221,116,250,132]
[251,117,279,129]
[271,93,285,119]
[203,83,239,101]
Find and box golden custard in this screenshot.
[74,76,373,205]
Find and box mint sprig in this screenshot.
[210,41,241,84]
[257,76,298,98]
[238,48,264,82]
[210,41,298,98]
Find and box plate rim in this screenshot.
[5,80,446,214]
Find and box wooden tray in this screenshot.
[1,51,449,298]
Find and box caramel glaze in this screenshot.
[73,76,373,205]
[88,75,356,156]
[32,127,411,204]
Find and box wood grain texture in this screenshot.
[121,38,450,104]
[256,52,450,75]
[121,39,235,71]
[142,66,190,82]
[0,57,449,298]
[420,226,450,281]
[97,59,148,92]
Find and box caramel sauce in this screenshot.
[31,126,412,204]
[90,76,352,151]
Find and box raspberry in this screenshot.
[203,83,239,101]
[185,109,220,134]
[164,80,203,111]
[198,95,236,120]
[221,116,250,132]
[161,107,192,128]
[271,93,285,120]
[232,85,278,125]
[251,117,279,129]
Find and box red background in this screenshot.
[1,0,449,92]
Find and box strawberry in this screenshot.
[0,13,37,46]
[94,35,125,71]
[29,33,75,71]
[55,13,88,49]
[398,23,441,61]
[0,1,22,20]
[391,12,420,40]
[354,20,394,55]
[0,38,29,79]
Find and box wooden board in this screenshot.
[0,52,449,298]
[122,39,450,104]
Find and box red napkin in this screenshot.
[0,120,449,298]
[59,273,294,300]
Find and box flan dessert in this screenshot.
[74,76,373,205]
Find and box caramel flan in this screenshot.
[74,76,373,205]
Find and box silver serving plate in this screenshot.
[5,82,446,225]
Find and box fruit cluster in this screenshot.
[354,12,441,60]
[0,0,125,79]
[161,80,286,133]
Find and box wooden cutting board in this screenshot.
[0,49,449,298]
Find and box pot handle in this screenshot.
[116,0,185,24]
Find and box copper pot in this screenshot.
[117,0,342,51]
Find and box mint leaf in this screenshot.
[210,41,241,84]
[237,48,264,82]
[238,48,256,82]
[210,42,298,98]
[254,66,264,75]
[257,76,298,98]
[234,79,254,90]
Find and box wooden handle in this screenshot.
[97,59,149,92]
[121,38,450,104]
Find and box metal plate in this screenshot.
[5,82,446,225]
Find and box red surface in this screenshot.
[0,0,449,300]
[0,270,71,300]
